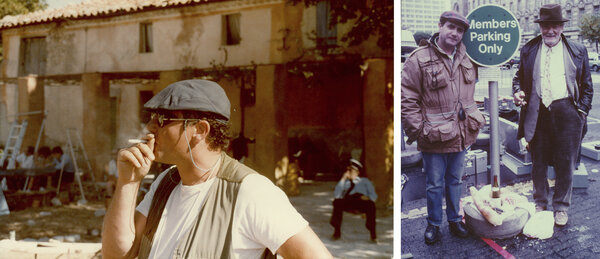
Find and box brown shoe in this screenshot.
[554,211,568,226]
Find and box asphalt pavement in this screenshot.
[401,158,600,258]
[400,70,600,258]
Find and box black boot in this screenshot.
[424,224,440,244]
[449,221,469,238]
[369,229,377,243]
[332,228,341,240]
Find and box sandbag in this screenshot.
[469,185,531,226]
[464,202,530,239]
[469,186,504,226]
[465,185,534,239]
[522,211,554,239]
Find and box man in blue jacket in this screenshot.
[330,159,377,242]
[513,4,593,227]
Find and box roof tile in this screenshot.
[0,0,225,29]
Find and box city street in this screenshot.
[401,70,600,258]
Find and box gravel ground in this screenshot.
[0,180,394,258]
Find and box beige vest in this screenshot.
[137,153,275,259]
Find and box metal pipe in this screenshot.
[34,117,45,154]
[1,110,45,119]
[489,81,500,184]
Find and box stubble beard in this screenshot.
[542,34,560,47]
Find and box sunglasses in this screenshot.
[150,112,199,128]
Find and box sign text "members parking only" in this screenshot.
[463,5,521,67]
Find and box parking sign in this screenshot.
[463,5,521,67]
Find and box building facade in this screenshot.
[452,0,600,49]
[0,0,393,206]
[401,0,451,34]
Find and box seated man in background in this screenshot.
[16,146,35,169]
[32,146,54,190]
[330,159,378,242]
[5,146,35,190]
[35,146,54,168]
[104,150,118,197]
[51,146,75,191]
[102,150,118,209]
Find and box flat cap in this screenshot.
[144,79,231,120]
[440,10,469,29]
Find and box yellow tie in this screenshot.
[542,47,553,107]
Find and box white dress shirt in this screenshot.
[540,39,568,107]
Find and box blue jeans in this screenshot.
[423,150,466,226]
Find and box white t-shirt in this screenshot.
[54,153,75,172]
[136,170,308,259]
[17,154,34,169]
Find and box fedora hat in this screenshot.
[534,4,569,23]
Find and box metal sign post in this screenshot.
[489,81,500,182]
[463,5,521,184]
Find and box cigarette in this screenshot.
[128,139,147,144]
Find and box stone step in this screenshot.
[581,141,600,161]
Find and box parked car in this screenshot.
[589,52,600,72]
[502,55,520,69]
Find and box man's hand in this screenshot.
[360,195,370,201]
[117,134,155,185]
[514,91,527,106]
[578,109,588,120]
[103,135,154,259]
[340,172,349,181]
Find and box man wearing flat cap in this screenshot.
[513,4,593,227]
[402,11,485,244]
[102,80,332,258]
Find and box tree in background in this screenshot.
[580,14,600,52]
[0,0,48,62]
[413,31,432,46]
[288,0,393,50]
[0,0,47,19]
